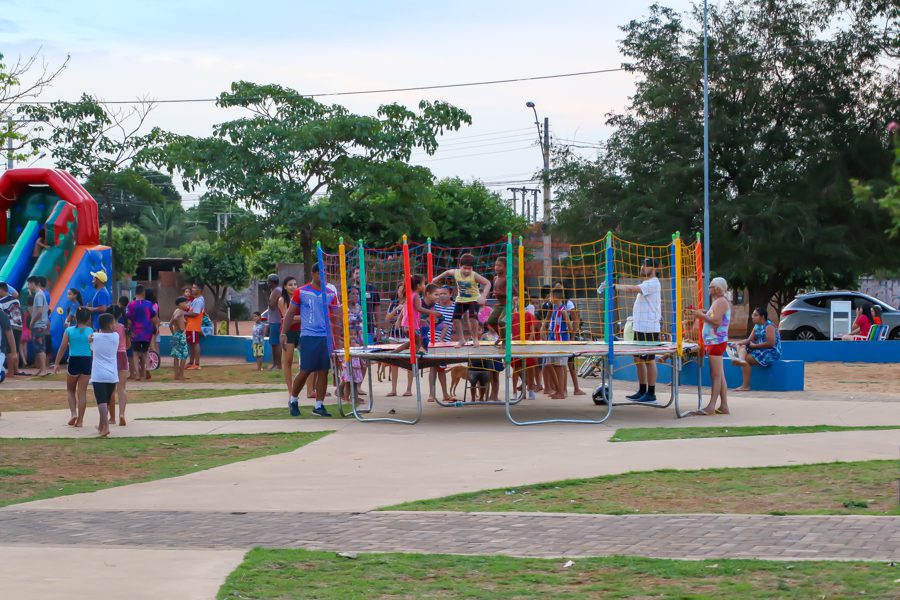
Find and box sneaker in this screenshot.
[626,391,645,400]
[634,393,657,403]
[289,402,300,417]
[528,390,536,401]
[312,405,332,418]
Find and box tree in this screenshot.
[180,240,250,323]
[111,225,148,280]
[149,81,471,269]
[1,49,68,164]
[550,0,899,331]
[853,122,900,239]
[87,169,180,227]
[248,238,298,280]
[20,95,168,241]
[139,202,201,256]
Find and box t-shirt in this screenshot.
[252,322,267,344]
[454,270,479,303]
[512,310,538,341]
[548,304,570,342]
[90,287,112,329]
[89,332,119,384]
[186,295,206,332]
[435,302,455,342]
[66,325,94,357]
[291,283,339,337]
[126,299,157,343]
[0,295,22,330]
[855,315,873,337]
[0,309,10,353]
[31,290,49,329]
[632,277,661,333]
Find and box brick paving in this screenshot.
[2,510,898,561]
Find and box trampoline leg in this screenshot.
[352,362,421,425]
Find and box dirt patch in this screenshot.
[805,362,900,394]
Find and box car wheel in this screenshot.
[795,327,820,341]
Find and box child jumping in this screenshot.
[169,296,189,381]
[90,313,119,438]
[432,253,490,347]
[394,277,442,355]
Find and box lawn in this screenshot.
[144,405,345,421]
[0,387,281,412]
[610,425,900,442]
[217,549,899,599]
[387,460,900,516]
[0,432,329,507]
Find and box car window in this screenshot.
[851,297,874,310]
[804,297,830,308]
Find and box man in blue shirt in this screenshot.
[280,264,341,417]
[86,270,111,329]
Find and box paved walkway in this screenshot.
[3,510,898,561]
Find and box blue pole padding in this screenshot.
[316,243,332,354]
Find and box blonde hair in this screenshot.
[710,276,728,292]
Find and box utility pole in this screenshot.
[541,116,551,285]
[507,188,520,216]
[702,0,711,306]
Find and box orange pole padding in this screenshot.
[402,235,417,366]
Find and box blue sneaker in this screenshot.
[634,393,657,403]
[289,402,300,417]
[312,405,332,418]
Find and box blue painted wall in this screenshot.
[610,356,805,391]
[780,341,900,363]
[157,334,273,363]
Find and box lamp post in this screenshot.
[526,101,551,285]
[702,0,710,305]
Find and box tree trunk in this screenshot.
[300,229,314,280]
[745,283,779,336]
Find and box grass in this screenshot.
[387,460,900,516]
[144,405,345,421]
[0,432,329,507]
[41,364,286,385]
[610,425,900,442]
[217,549,900,599]
[0,387,280,412]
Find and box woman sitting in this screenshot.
[841,305,875,341]
[731,307,781,391]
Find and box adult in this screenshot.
[694,276,732,415]
[351,267,380,342]
[278,276,300,392]
[614,258,662,403]
[184,282,206,370]
[85,270,111,329]
[26,276,50,376]
[145,288,160,356]
[842,305,875,341]
[126,285,158,381]
[552,281,585,396]
[732,307,782,391]
[0,282,23,375]
[281,264,341,417]
[266,274,283,370]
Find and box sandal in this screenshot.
[715,408,730,415]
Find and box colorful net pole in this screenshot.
[316,241,333,354]
[357,240,370,347]
[401,235,416,366]
[674,231,683,357]
[505,233,513,363]
[338,238,351,363]
[604,231,614,357]
[518,236,526,342]
[427,238,435,345]
[695,233,704,354]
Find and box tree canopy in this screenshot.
[549,0,899,327]
[111,225,147,279]
[180,240,250,320]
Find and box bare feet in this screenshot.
[119,416,126,426]
[97,429,110,438]
[573,389,586,396]
[386,392,397,397]
[456,340,465,348]
[550,393,565,400]
[443,396,455,403]
[67,416,77,426]
[472,338,480,347]
[731,359,748,367]
[73,419,83,428]
[402,391,413,397]
[427,396,436,403]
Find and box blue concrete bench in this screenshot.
[610,356,804,392]
[158,334,272,363]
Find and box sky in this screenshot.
[1,0,700,210]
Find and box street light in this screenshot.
[525,101,552,285]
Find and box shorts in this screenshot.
[285,330,300,346]
[634,330,660,360]
[452,302,479,320]
[418,325,430,350]
[468,370,491,386]
[185,331,200,345]
[31,326,47,352]
[12,329,21,354]
[705,342,727,356]
[92,382,116,405]
[116,352,129,372]
[299,335,331,372]
[486,304,504,329]
[133,341,150,353]
[268,323,281,345]
[548,356,568,367]
[171,330,189,360]
[252,342,265,358]
[67,355,92,377]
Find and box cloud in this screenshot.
[0,18,20,33]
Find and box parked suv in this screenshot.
[779,291,900,340]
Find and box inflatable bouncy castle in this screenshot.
[0,168,113,349]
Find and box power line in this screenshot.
[411,145,536,163]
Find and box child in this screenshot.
[251,311,268,371]
[543,288,572,400]
[432,253,491,348]
[394,278,442,355]
[53,307,93,427]
[118,295,137,381]
[89,313,119,438]
[486,256,515,346]
[339,287,365,405]
[169,296,189,381]
[511,296,539,400]
[112,305,129,426]
[64,288,84,327]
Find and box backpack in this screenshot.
[0,296,22,330]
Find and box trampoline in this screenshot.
[320,230,706,426]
